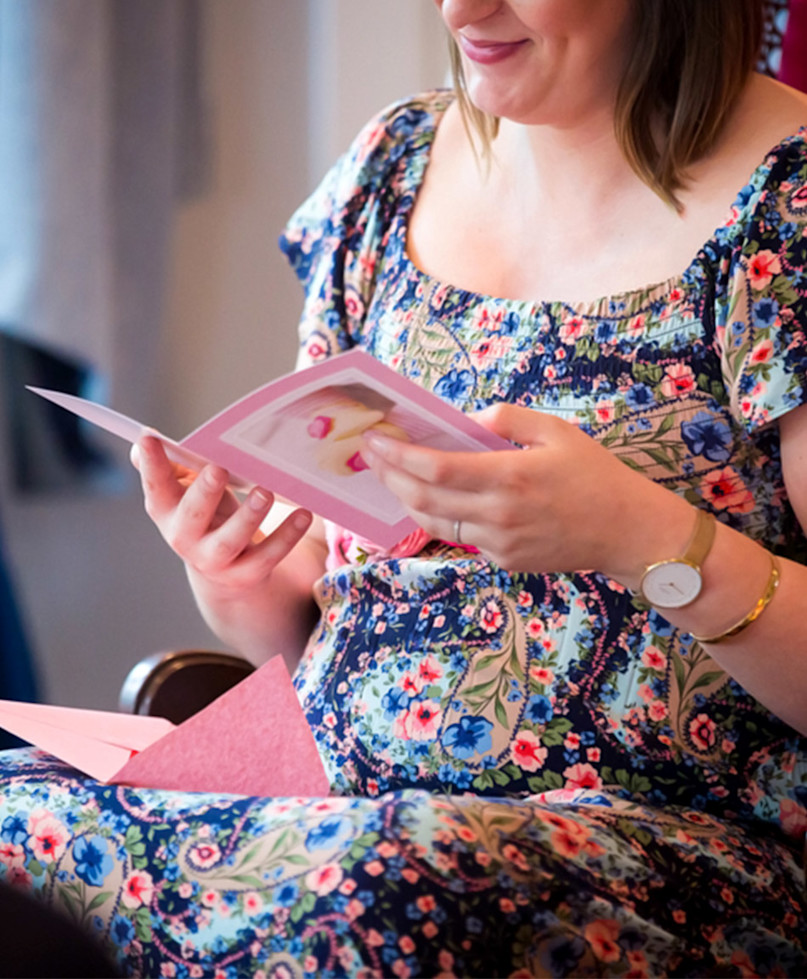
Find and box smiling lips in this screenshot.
[458,34,529,65]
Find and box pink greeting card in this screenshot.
[29,350,509,547]
[0,657,331,797]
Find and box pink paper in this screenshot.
[0,701,173,782]
[28,350,510,548]
[115,657,331,797]
[0,658,330,798]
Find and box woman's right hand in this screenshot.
[131,435,313,594]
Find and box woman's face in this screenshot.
[436,0,636,127]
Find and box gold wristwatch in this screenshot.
[639,509,716,609]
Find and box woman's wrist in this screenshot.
[602,487,778,647]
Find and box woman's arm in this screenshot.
[364,402,807,734]
[133,436,326,673]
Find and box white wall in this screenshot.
[2,0,448,710]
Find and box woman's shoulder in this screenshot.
[333,89,456,197]
[729,75,807,175]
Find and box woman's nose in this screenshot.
[437,0,505,34]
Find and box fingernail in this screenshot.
[249,488,272,511]
[363,432,390,454]
[292,510,312,532]
[203,466,226,489]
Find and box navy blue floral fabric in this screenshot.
[0,90,805,977]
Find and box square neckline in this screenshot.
[396,90,807,319]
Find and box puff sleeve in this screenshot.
[279,93,447,369]
[715,133,807,432]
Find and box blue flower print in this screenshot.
[434,368,474,403]
[594,320,617,344]
[680,411,733,462]
[275,881,299,907]
[2,813,27,845]
[381,686,409,718]
[304,815,355,851]
[526,694,554,724]
[443,715,493,759]
[625,382,655,410]
[73,835,114,887]
[110,914,135,947]
[753,297,779,328]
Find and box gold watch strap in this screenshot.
[682,508,716,568]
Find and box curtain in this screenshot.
[0,0,208,707]
[0,0,207,417]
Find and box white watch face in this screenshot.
[641,561,703,609]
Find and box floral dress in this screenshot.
[0,90,805,978]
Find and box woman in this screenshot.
[4,0,806,974]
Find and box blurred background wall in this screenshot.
[0,0,448,710]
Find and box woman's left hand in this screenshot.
[364,402,691,582]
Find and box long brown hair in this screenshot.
[449,0,765,210]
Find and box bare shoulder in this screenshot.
[730,73,807,156]
[687,74,807,208]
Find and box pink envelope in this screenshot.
[0,657,331,798]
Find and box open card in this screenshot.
[0,657,331,797]
[28,350,509,548]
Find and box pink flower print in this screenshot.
[648,700,668,722]
[122,870,155,908]
[399,671,424,696]
[417,655,443,684]
[780,798,807,839]
[562,762,603,790]
[305,864,343,896]
[558,315,585,344]
[243,892,263,914]
[472,306,504,333]
[512,730,548,772]
[4,865,32,889]
[0,842,24,869]
[479,599,504,633]
[641,646,667,670]
[701,467,755,513]
[594,400,615,424]
[530,665,554,685]
[550,822,590,859]
[661,363,697,398]
[406,701,442,740]
[470,333,513,368]
[750,338,774,363]
[584,919,622,963]
[305,339,329,362]
[345,451,369,473]
[187,841,222,870]
[747,249,781,291]
[344,286,365,321]
[526,619,545,640]
[517,591,533,609]
[688,713,717,752]
[307,415,335,439]
[628,313,647,337]
[27,810,68,863]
